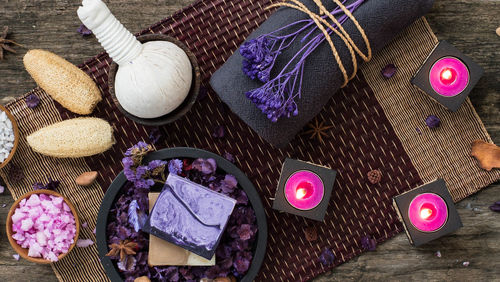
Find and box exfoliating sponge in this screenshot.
[23,49,102,115]
[27,117,115,158]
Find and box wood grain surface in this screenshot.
[0,0,498,281]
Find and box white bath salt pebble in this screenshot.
[0,110,15,164]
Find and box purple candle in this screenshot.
[429,57,469,97]
[284,170,324,210]
[408,193,448,232]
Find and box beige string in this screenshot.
[267,0,372,87]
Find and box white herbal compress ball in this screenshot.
[77,0,192,118]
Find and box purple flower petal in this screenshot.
[319,248,335,265]
[212,125,226,138]
[25,94,40,109]
[223,151,235,163]
[32,178,60,191]
[0,185,4,194]
[489,203,500,212]
[12,254,20,261]
[237,224,254,241]
[76,239,94,248]
[77,24,92,36]
[81,222,88,228]
[425,115,441,129]
[361,235,377,251]
[197,86,208,101]
[381,63,397,79]
[148,127,162,144]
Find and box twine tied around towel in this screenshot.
[267,0,372,87]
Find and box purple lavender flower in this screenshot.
[148,127,162,145]
[319,248,335,265]
[425,115,441,129]
[168,159,183,175]
[32,178,60,191]
[125,141,151,157]
[77,24,92,36]
[25,94,40,108]
[381,63,397,79]
[361,235,377,251]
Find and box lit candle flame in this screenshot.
[296,188,307,199]
[441,69,453,81]
[420,208,433,219]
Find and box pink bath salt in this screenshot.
[10,194,76,261]
[26,194,41,207]
[20,218,34,231]
[36,231,48,246]
[28,242,43,257]
[52,197,64,209]
[11,210,27,223]
[62,203,71,212]
[12,232,25,242]
[45,252,58,262]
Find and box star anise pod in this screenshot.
[303,118,333,143]
[0,26,22,60]
[106,239,137,262]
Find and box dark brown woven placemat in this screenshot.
[1,0,499,281]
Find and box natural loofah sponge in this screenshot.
[27,117,114,158]
[23,49,102,115]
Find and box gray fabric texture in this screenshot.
[210,0,435,148]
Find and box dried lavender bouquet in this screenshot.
[210,0,435,147]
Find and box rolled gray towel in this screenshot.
[210,0,435,148]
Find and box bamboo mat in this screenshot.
[1,0,499,281]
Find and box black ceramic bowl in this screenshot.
[96,147,267,282]
[108,34,201,126]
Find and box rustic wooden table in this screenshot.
[0,0,498,281]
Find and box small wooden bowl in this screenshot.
[0,104,19,169]
[108,34,201,126]
[6,190,80,264]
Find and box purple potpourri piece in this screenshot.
[148,127,162,144]
[425,115,441,129]
[319,248,335,266]
[212,125,226,138]
[381,63,397,79]
[490,201,500,212]
[145,174,237,259]
[32,178,60,191]
[77,24,92,36]
[168,159,183,175]
[0,185,4,194]
[25,94,40,108]
[361,235,377,251]
[223,151,235,163]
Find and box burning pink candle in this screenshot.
[284,170,324,210]
[408,193,448,232]
[429,57,469,97]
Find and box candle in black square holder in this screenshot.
[272,158,337,221]
[411,40,483,112]
[392,179,462,246]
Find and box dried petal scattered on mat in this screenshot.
[0,185,4,194]
[463,261,470,267]
[489,201,500,212]
[75,171,98,186]
[304,226,318,242]
[361,235,377,251]
[76,239,94,248]
[425,115,441,129]
[148,127,162,145]
[381,63,397,79]
[77,24,92,36]
[212,125,226,138]
[25,94,40,109]
[81,222,88,228]
[32,178,60,191]
[470,140,500,171]
[435,250,442,258]
[319,248,335,266]
[223,151,235,163]
[12,254,20,261]
[367,170,382,184]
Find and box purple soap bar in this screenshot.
[143,174,236,259]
